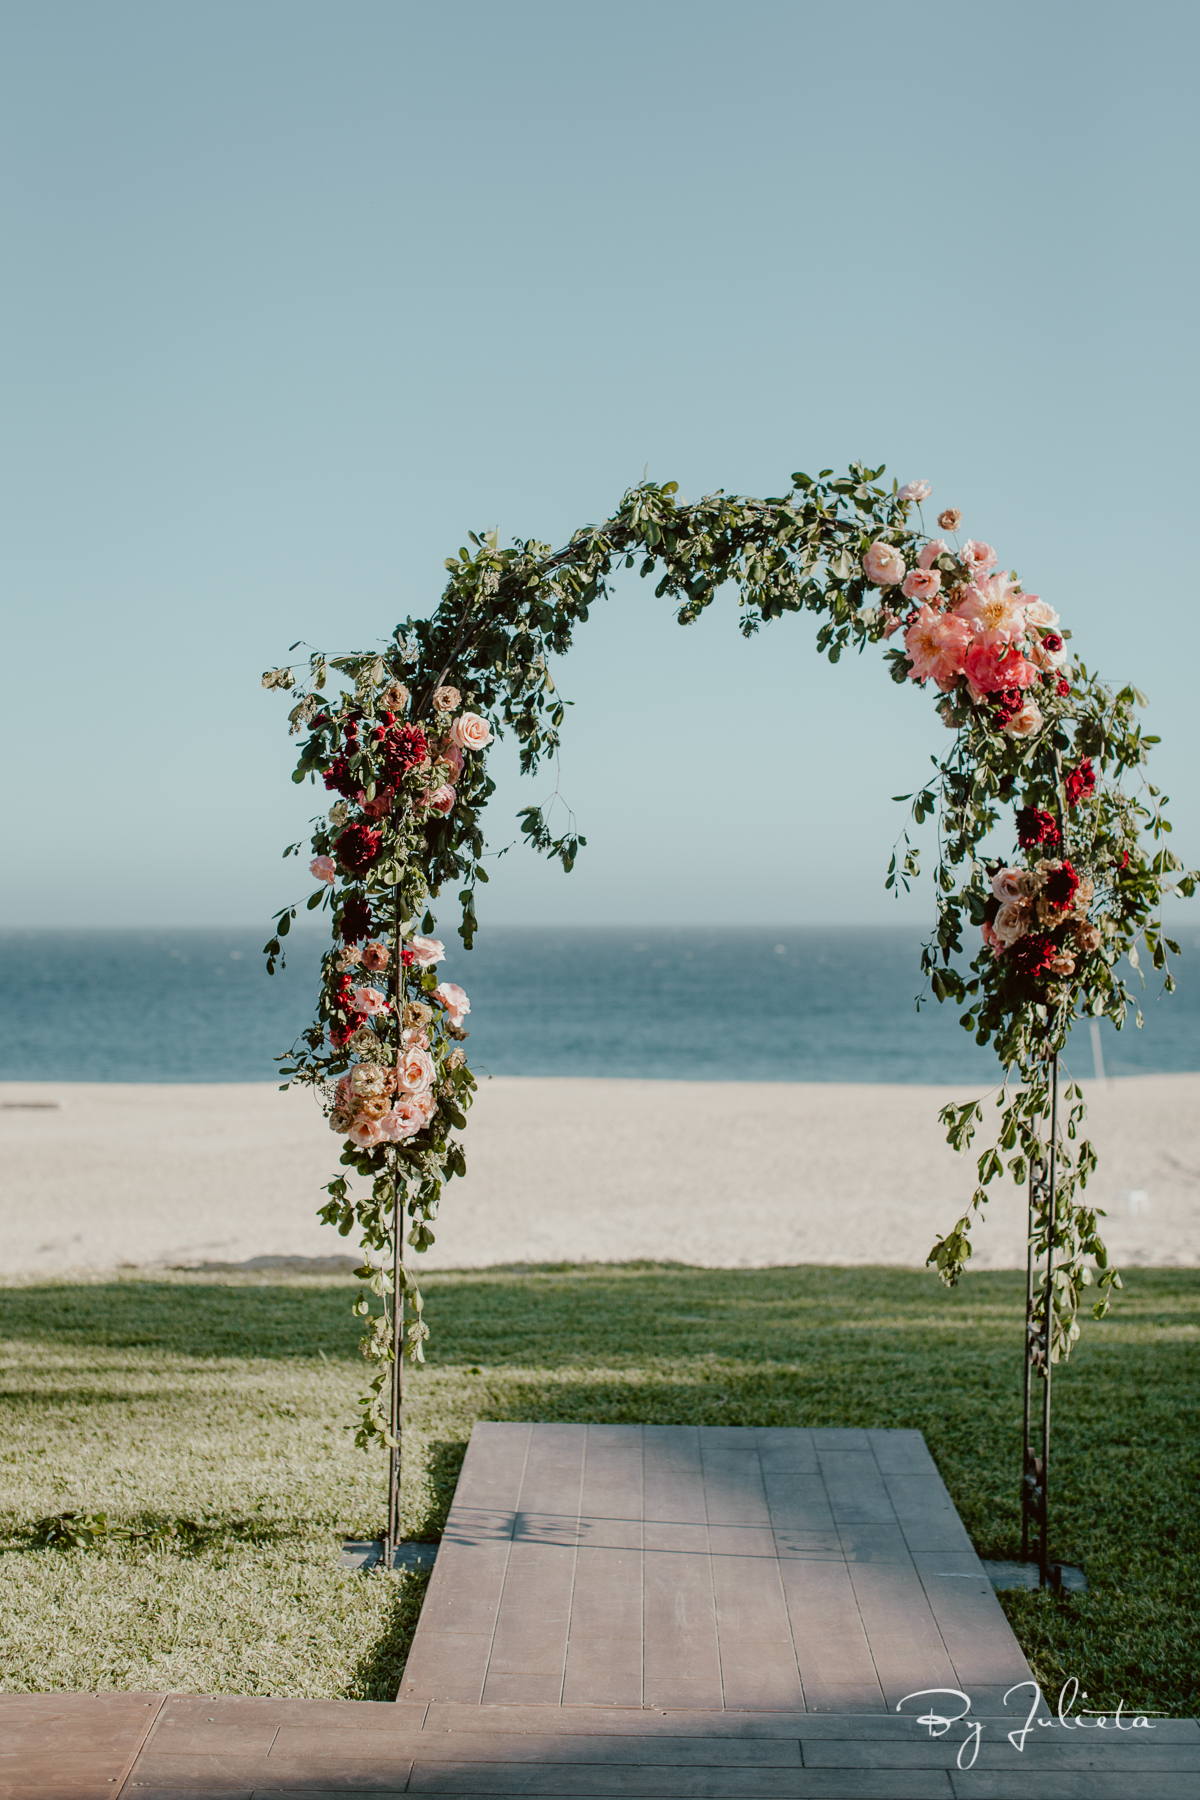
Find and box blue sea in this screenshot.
[1,926,1197,1085]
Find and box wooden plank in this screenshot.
[946,1776,1199,1800]
[846,1562,959,1706]
[776,1558,885,1711]
[421,1704,815,1737]
[406,1765,953,1796]
[129,1748,414,1790]
[564,1425,644,1707]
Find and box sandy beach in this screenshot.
[2,1074,1197,1276]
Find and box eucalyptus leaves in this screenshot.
[266,462,1192,1444]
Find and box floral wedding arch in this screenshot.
[265,464,1192,1485]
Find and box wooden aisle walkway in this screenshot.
[3,1427,1198,1798]
[399,1425,1029,1715]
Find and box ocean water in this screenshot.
[2,926,1197,1085]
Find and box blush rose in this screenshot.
[449,713,493,751]
[862,541,907,586]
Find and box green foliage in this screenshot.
[265,465,1194,1441]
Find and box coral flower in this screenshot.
[360,940,390,972]
[310,855,336,885]
[917,539,948,570]
[962,632,1038,694]
[904,605,973,687]
[951,573,1028,639]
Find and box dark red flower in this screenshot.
[381,723,430,786]
[1064,759,1096,807]
[1041,859,1080,911]
[991,687,1025,726]
[361,788,396,820]
[1056,678,1071,697]
[334,823,382,876]
[1008,932,1057,981]
[340,895,373,943]
[323,756,362,801]
[401,946,417,968]
[1016,806,1061,850]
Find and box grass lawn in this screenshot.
[0,1263,1196,1712]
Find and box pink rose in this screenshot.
[397,1044,435,1095]
[337,944,362,970]
[896,479,932,504]
[1004,699,1044,739]
[360,940,390,972]
[903,604,973,687]
[310,855,336,885]
[378,1091,437,1141]
[993,898,1032,947]
[960,539,997,576]
[962,632,1037,694]
[351,985,390,1017]
[917,539,948,570]
[449,713,493,751]
[437,741,465,778]
[951,574,1027,639]
[902,568,942,603]
[401,1025,430,1050]
[862,541,907,586]
[879,610,903,638]
[991,867,1031,902]
[408,935,445,967]
[346,1116,385,1149]
[334,1073,354,1106]
[432,980,470,1027]
[981,919,1004,956]
[421,783,456,816]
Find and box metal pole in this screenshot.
[1020,1157,1038,1564]
[385,1173,404,1565]
[1039,1052,1060,1587]
[382,883,405,1569]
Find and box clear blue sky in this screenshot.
[3,0,1196,929]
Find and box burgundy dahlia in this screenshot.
[1041,858,1080,912]
[1008,932,1057,981]
[1016,806,1061,850]
[334,823,382,876]
[323,755,361,801]
[339,895,373,943]
[1064,759,1096,807]
[382,723,430,785]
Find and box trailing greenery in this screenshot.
[2,1265,1196,1713]
[264,465,1194,1442]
